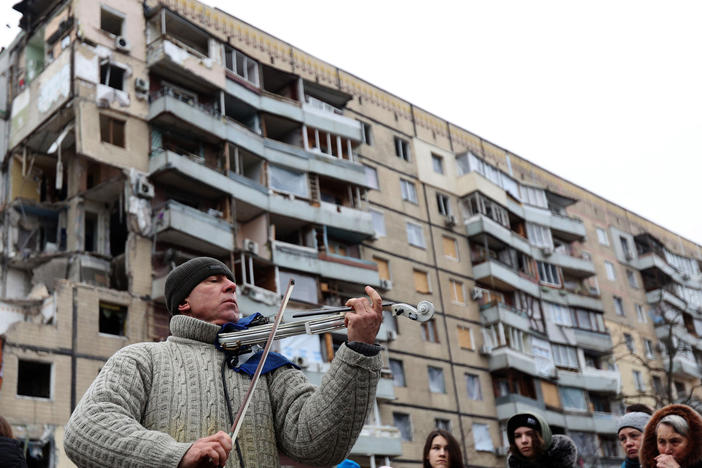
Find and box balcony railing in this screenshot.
[149,87,220,117]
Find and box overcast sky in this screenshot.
[2,1,701,246]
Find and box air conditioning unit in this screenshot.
[115,35,130,52]
[682,273,691,281]
[496,447,509,457]
[134,77,149,93]
[379,279,393,290]
[445,215,456,227]
[541,247,553,257]
[471,287,484,301]
[243,238,259,255]
[136,176,155,198]
[478,345,492,356]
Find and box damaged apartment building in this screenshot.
[1,1,702,468]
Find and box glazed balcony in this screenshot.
[634,252,677,284]
[647,288,687,311]
[272,241,379,287]
[152,200,234,256]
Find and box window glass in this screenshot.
[466,374,482,400]
[406,222,426,248]
[559,387,587,411]
[597,228,610,245]
[526,223,554,249]
[613,296,625,316]
[269,165,308,197]
[428,366,446,393]
[278,271,316,303]
[369,209,385,237]
[431,153,444,174]
[552,344,579,369]
[400,179,418,203]
[389,359,405,386]
[435,419,451,431]
[393,413,412,441]
[472,424,494,452]
[364,165,379,189]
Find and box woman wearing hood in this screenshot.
[506,412,577,468]
[640,404,702,468]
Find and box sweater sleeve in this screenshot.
[64,345,191,468]
[267,342,382,466]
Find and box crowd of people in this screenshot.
[4,257,702,468]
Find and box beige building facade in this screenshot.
[1,1,701,467]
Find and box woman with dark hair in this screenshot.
[423,429,464,468]
[0,415,28,468]
[506,412,577,468]
[639,404,702,468]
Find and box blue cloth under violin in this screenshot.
[215,313,300,376]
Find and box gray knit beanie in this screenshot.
[617,411,651,434]
[164,257,234,315]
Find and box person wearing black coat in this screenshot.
[0,415,28,468]
[506,412,578,468]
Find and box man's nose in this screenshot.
[223,278,236,292]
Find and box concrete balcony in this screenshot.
[465,215,530,255]
[541,251,596,278]
[522,205,586,242]
[351,425,403,457]
[633,253,677,279]
[376,376,396,401]
[557,368,620,393]
[473,260,540,297]
[153,201,234,255]
[647,288,687,311]
[148,94,368,188]
[592,412,619,434]
[488,347,539,376]
[147,38,225,91]
[149,151,374,239]
[671,355,702,380]
[226,78,362,142]
[480,303,531,333]
[573,328,613,354]
[272,241,380,287]
[566,291,604,312]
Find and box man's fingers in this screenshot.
[364,286,382,313]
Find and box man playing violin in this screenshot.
[64,257,384,467]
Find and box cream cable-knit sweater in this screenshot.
[64,315,382,467]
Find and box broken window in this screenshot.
[100,6,124,36]
[360,121,372,145]
[450,279,465,304]
[613,296,625,316]
[100,63,125,90]
[100,115,126,147]
[374,256,390,280]
[393,412,412,441]
[519,185,548,208]
[269,165,308,198]
[435,419,451,432]
[278,270,317,304]
[99,302,127,336]
[472,423,494,452]
[17,360,51,398]
[568,431,597,457]
[428,366,446,393]
[84,211,98,252]
[600,435,618,457]
[461,192,509,228]
[559,387,587,411]
[225,48,259,86]
[389,358,405,386]
[394,137,410,161]
[442,236,458,260]
[436,193,450,216]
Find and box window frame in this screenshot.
[596,227,610,246]
[394,137,411,161]
[431,153,444,174]
[400,178,418,204]
[16,359,53,400]
[406,222,426,249]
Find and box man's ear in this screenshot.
[177,301,191,313]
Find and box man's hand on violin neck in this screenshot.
[179,431,232,468]
[344,286,383,344]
